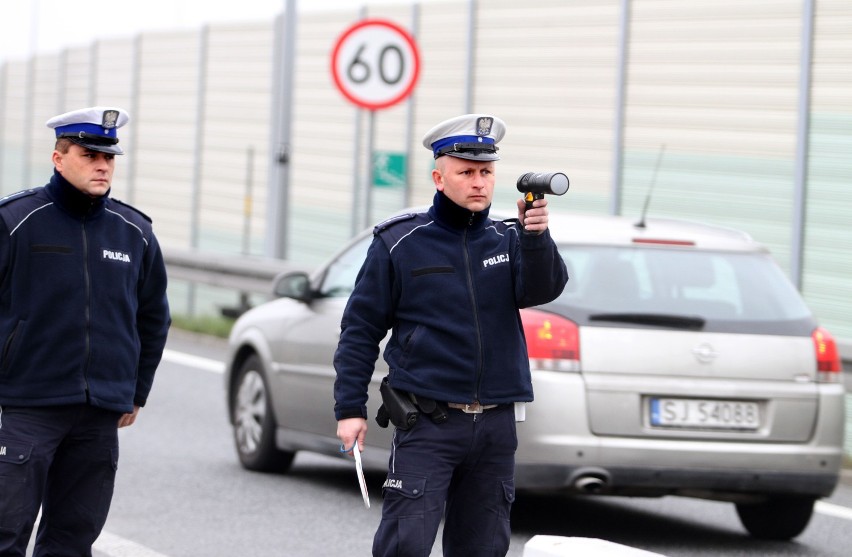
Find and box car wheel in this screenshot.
[232,354,295,472]
[735,496,816,540]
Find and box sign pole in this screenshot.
[365,110,376,229]
[267,0,297,259]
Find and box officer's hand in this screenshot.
[517,197,550,235]
[118,405,140,428]
[337,417,368,455]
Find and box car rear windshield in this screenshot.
[549,245,815,335]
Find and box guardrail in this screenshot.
[163,248,315,317]
[163,248,312,296]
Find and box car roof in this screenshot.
[391,206,768,253]
[491,211,768,253]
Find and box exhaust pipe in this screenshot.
[574,475,606,493]
[569,468,611,494]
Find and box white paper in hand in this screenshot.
[352,442,370,508]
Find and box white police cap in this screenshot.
[422,114,506,161]
[46,106,130,155]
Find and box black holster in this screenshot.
[376,377,419,430]
[411,394,449,425]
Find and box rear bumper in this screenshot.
[515,370,845,499]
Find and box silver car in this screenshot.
[224,211,845,540]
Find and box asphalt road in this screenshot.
[27,329,852,557]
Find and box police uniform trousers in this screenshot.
[373,403,517,557]
[0,404,120,557]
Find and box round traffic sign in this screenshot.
[331,19,421,111]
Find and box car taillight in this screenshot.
[520,308,580,372]
[812,326,841,382]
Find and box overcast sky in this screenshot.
[0,0,422,66]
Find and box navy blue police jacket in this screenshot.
[0,170,171,414]
[333,191,568,420]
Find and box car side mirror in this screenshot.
[273,271,313,303]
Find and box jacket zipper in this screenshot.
[81,218,92,398]
[462,218,485,403]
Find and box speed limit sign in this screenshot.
[331,19,421,111]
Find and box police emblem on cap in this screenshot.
[101,110,119,130]
[476,117,493,137]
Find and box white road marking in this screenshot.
[816,500,852,521]
[94,531,170,557]
[32,512,170,557]
[161,348,224,374]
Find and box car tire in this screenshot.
[231,354,295,472]
[735,496,816,540]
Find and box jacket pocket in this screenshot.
[399,325,424,368]
[0,320,26,377]
[411,266,455,277]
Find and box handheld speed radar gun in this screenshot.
[516,172,569,233]
[516,172,569,210]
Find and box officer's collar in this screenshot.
[46,169,109,217]
[430,191,490,231]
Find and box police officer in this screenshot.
[0,106,171,556]
[334,114,568,556]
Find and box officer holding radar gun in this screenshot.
[334,113,569,557]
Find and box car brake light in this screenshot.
[812,326,841,382]
[520,308,580,372]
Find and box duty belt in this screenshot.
[447,401,499,414]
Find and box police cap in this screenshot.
[46,106,130,155]
[422,114,506,161]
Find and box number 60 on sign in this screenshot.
[331,19,421,111]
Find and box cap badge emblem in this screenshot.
[102,110,119,130]
[475,117,493,137]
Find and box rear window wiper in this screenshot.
[588,313,706,330]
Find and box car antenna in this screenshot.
[634,144,666,229]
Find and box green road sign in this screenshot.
[373,151,406,187]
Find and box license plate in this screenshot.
[649,398,760,430]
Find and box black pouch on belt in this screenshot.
[377,377,419,430]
